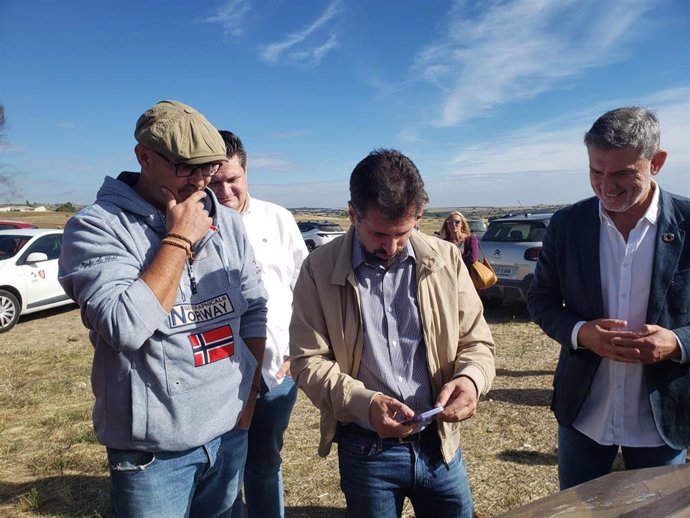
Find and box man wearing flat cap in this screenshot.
[59,100,267,517]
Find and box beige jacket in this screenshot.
[289,227,496,462]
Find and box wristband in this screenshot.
[166,233,194,248]
[161,239,194,261]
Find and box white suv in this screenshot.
[479,213,552,307]
[297,220,346,252]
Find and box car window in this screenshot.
[298,223,315,232]
[0,235,30,259]
[24,235,62,260]
[468,220,487,232]
[483,221,548,242]
[526,225,546,241]
[317,223,344,232]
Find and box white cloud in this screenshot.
[412,0,656,126]
[56,121,76,129]
[643,87,690,163]
[252,180,349,209]
[399,127,424,144]
[238,88,689,209]
[202,0,251,37]
[422,87,690,207]
[261,0,341,67]
[251,154,299,172]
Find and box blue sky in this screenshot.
[1,0,688,209]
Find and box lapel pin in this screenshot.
[662,233,675,243]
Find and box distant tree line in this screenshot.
[55,202,77,212]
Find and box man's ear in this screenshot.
[347,202,357,226]
[650,150,667,176]
[134,144,150,169]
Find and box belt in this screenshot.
[340,422,437,444]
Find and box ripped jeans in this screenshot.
[107,426,248,518]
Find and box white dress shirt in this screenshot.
[571,183,666,446]
[241,195,309,390]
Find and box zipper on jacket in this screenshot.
[186,259,197,294]
[160,206,217,296]
[187,225,219,295]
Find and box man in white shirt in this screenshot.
[528,106,690,489]
[209,130,308,517]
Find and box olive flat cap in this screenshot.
[134,100,227,165]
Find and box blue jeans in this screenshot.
[558,425,687,490]
[107,426,248,518]
[337,424,473,518]
[232,376,297,518]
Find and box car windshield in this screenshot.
[468,220,487,232]
[0,235,30,259]
[318,224,344,232]
[482,221,547,242]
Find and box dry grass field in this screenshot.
[0,211,562,517]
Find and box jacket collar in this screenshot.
[330,226,446,286]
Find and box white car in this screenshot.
[0,229,73,332]
[479,213,552,307]
[297,220,347,252]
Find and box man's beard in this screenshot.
[178,185,204,201]
[360,243,402,268]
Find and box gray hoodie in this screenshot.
[59,172,267,452]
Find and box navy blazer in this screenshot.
[527,188,690,450]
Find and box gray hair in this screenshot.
[584,106,660,159]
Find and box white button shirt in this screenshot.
[572,183,667,446]
[241,195,309,390]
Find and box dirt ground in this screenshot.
[1,211,563,517]
[0,300,562,518]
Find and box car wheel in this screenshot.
[305,240,316,252]
[0,289,20,333]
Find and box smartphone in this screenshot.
[401,406,443,425]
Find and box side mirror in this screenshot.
[25,252,49,263]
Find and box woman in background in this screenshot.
[439,211,480,267]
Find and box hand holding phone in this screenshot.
[401,406,443,425]
[398,406,444,434]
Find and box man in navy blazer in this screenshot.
[528,106,689,490]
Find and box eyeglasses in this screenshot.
[154,150,222,178]
[446,220,462,226]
